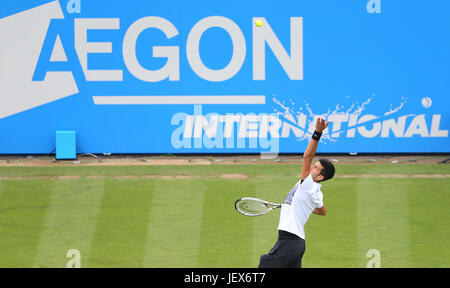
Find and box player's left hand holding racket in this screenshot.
[234,197,281,216]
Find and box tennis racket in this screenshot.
[234,197,281,216]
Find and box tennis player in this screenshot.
[258,117,335,268]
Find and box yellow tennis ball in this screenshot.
[255,19,263,27]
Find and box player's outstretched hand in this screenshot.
[316,117,329,133]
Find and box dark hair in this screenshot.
[318,158,335,182]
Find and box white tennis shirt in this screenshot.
[278,173,324,240]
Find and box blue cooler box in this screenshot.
[55,131,76,159]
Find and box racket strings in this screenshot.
[239,200,268,214]
[235,198,278,216]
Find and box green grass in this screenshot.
[0,163,449,268]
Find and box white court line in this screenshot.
[92,95,266,105]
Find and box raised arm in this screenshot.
[301,118,329,179]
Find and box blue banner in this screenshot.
[0,0,449,153]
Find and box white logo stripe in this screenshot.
[92,95,266,105]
